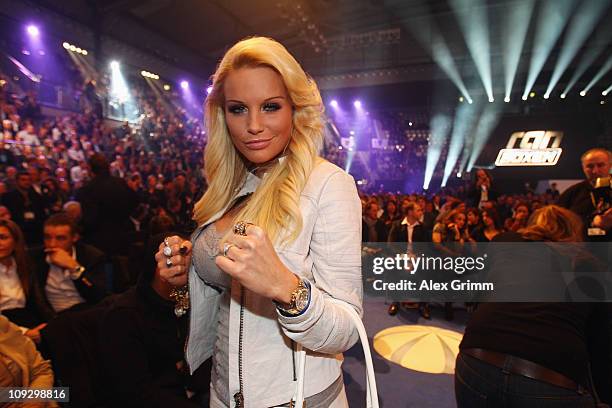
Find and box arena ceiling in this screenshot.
[20,0,612,93]
[27,0,510,75]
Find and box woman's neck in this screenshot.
[0,256,13,268]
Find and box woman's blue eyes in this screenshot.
[227,103,281,114]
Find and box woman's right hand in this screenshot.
[155,235,192,286]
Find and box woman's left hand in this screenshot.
[215,223,299,304]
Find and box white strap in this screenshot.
[292,299,379,408]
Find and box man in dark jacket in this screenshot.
[29,212,107,320]
[387,203,432,317]
[558,148,611,241]
[1,171,46,245]
[76,153,138,256]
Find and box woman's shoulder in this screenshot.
[302,158,356,198]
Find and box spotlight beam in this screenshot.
[544,0,609,98]
[449,0,494,102]
[562,22,612,96]
[424,114,451,190]
[443,102,480,186]
[603,83,612,96]
[522,0,577,100]
[581,55,612,95]
[501,0,536,102]
[396,1,473,103]
[468,103,502,171]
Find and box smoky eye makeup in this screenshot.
[262,102,281,112]
[226,104,247,114]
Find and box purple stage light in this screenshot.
[206,85,213,95]
[180,80,189,90]
[26,25,39,37]
[353,100,362,109]
[330,100,338,108]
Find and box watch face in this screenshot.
[295,288,309,311]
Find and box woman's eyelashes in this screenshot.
[262,102,281,112]
[226,102,282,114]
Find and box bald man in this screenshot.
[558,148,611,240]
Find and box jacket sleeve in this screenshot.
[277,169,363,353]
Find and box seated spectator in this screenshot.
[0,220,50,338]
[0,315,58,408]
[472,208,503,242]
[0,205,11,220]
[362,201,387,242]
[29,213,107,318]
[466,207,481,238]
[1,171,46,245]
[16,123,41,146]
[98,233,210,407]
[504,201,530,232]
[62,200,82,225]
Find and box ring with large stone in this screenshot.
[163,237,172,256]
[233,221,251,236]
[223,242,235,258]
[166,258,173,267]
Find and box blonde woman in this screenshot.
[156,37,362,408]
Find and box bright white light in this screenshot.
[457,172,462,178]
[502,0,535,106]
[504,96,510,103]
[206,85,213,94]
[26,25,39,37]
[353,100,362,109]
[82,50,88,56]
[62,42,69,49]
[488,97,494,103]
[581,56,612,96]
[522,0,575,104]
[163,84,171,91]
[69,45,77,52]
[543,94,550,99]
[330,100,338,108]
[459,96,464,102]
[408,121,413,126]
[521,95,528,101]
[580,90,586,96]
[110,61,129,104]
[76,48,82,53]
[180,80,189,90]
[560,93,566,99]
[545,0,609,101]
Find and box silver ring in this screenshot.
[163,246,172,257]
[166,258,173,267]
[223,242,235,258]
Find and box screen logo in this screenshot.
[495,130,563,166]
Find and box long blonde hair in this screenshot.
[519,205,583,242]
[193,37,324,244]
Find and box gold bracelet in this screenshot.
[169,285,189,317]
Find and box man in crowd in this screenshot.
[76,153,138,256]
[362,201,387,242]
[558,148,611,240]
[387,203,432,318]
[1,171,46,245]
[29,212,107,318]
